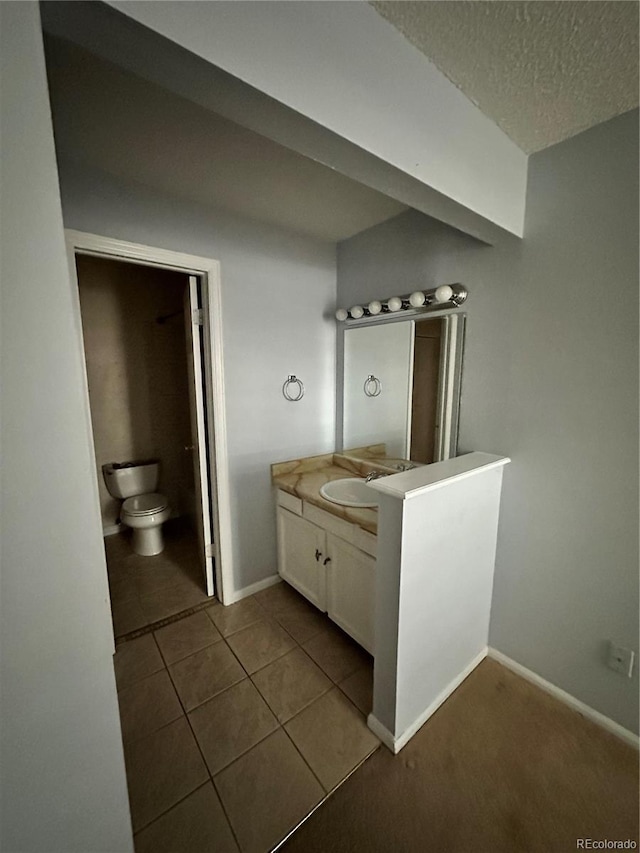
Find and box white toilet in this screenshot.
[102,460,171,556]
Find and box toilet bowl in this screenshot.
[102,460,171,556]
[121,492,171,556]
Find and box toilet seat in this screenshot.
[122,492,168,516]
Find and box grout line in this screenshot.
[131,780,211,840]
[209,774,244,852]
[108,532,244,844]
[120,709,187,751]
[279,722,329,794]
[158,645,243,849]
[115,596,218,645]
[129,768,211,836]
[121,583,377,852]
[163,634,250,715]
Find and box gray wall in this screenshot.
[59,161,337,596]
[0,5,133,851]
[337,110,639,733]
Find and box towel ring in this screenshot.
[363,375,382,397]
[283,375,305,402]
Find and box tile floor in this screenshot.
[105,520,212,639]
[114,581,379,853]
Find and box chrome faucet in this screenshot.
[365,470,387,483]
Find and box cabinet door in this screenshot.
[277,507,327,610]
[326,534,375,653]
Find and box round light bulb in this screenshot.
[409,291,426,308]
[335,308,348,321]
[368,300,382,315]
[434,284,454,303]
[350,305,364,319]
[387,296,402,312]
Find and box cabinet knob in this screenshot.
[323,557,331,566]
[315,549,322,562]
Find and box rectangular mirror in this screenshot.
[341,313,465,464]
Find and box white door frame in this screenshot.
[65,229,232,605]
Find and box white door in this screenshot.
[184,276,215,595]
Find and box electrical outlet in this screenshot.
[607,642,635,678]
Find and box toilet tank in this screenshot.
[102,460,160,499]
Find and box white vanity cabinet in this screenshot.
[325,534,375,653]
[275,490,376,653]
[276,507,327,610]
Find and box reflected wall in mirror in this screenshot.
[341,313,465,464]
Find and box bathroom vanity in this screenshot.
[275,488,376,652]
[272,448,511,755]
[271,451,388,653]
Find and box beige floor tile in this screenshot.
[253,581,305,615]
[273,604,330,645]
[338,664,374,716]
[214,729,324,853]
[284,688,380,793]
[112,597,148,637]
[252,648,332,723]
[134,563,200,598]
[114,634,165,691]
[104,531,135,564]
[134,783,239,853]
[109,576,139,608]
[123,716,209,832]
[118,669,184,743]
[155,611,222,665]
[189,679,279,775]
[106,559,134,585]
[226,619,297,675]
[169,642,245,711]
[139,582,210,624]
[302,626,371,683]
[207,597,265,638]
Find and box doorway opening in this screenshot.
[67,231,231,637]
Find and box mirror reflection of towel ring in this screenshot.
[283,375,305,402]
[363,375,382,397]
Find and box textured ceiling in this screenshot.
[371,1,639,153]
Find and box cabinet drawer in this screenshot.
[276,489,303,516]
[304,502,356,541]
[304,502,377,557]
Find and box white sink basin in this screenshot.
[320,478,378,508]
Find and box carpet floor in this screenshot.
[282,658,639,853]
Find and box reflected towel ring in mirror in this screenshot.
[363,375,382,397]
[283,375,305,402]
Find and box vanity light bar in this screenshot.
[335,284,467,322]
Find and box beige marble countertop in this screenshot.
[271,452,385,535]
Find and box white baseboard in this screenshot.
[368,647,488,753]
[488,647,639,749]
[227,573,281,605]
[366,713,396,752]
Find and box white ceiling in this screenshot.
[372,0,639,154]
[44,38,407,243]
